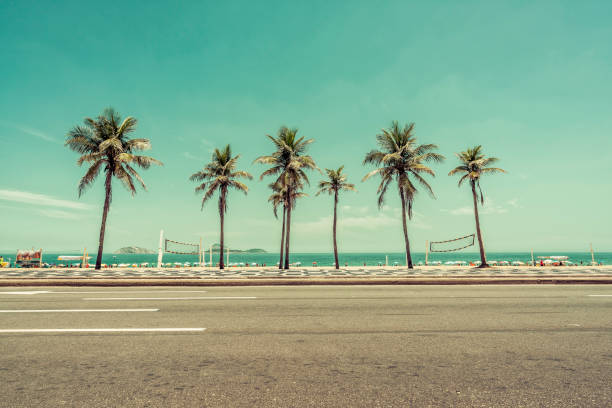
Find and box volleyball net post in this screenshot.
[157,230,164,268]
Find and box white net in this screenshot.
[429,234,475,253]
[164,239,200,255]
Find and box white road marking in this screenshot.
[567,324,581,327]
[0,291,51,295]
[0,328,205,333]
[49,290,208,294]
[83,296,257,300]
[588,295,612,297]
[0,309,159,313]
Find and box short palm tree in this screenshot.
[448,145,505,268]
[255,126,317,269]
[268,180,306,269]
[190,145,252,269]
[316,166,355,269]
[65,108,162,270]
[363,121,444,268]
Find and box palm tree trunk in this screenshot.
[284,191,292,270]
[399,186,413,269]
[218,192,225,270]
[471,182,488,268]
[333,191,339,269]
[95,171,112,270]
[279,205,286,270]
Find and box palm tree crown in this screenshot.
[448,145,506,204]
[255,126,317,187]
[316,166,356,197]
[66,108,162,198]
[363,121,444,216]
[189,145,252,211]
[268,181,306,219]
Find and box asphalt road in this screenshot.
[1,285,611,407]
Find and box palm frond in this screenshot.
[78,159,105,197]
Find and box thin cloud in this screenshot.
[37,209,80,219]
[0,189,92,210]
[442,198,508,216]
[183,152,205,162]
[295,206,431,232]
[0,120,57,143]
[507,198,521,208]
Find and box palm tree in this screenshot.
[190,145,252,269]
[268,180,306,269]
[65,108,162,270]
[316,166,356,269]
[255,127,317,269]
[448,145,505,268]
[363,121,444,268]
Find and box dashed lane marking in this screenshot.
[0,328,205,333]
[0,309,159,313]
[49,290,209,294]
[83,296,257,300]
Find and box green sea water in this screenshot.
[3,251,608,267]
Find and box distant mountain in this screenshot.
[209,244,266,254]
[114,246,156,254]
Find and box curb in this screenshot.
[1,276,611,287]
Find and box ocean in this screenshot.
[2,251,609,267]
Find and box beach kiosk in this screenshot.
[15,249,43,268]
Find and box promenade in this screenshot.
[1,265,610,279]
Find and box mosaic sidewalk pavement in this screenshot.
[1,267,611,279]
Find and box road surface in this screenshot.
[1,285,611,407]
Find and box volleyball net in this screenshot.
[157,230,203,267]
[429,234,475,253]
[164,239,200,255]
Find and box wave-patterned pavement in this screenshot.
[1,266,611,279]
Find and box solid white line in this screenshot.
[0,328,205,333]
[0,309,159,313]
[588,295,612,297]
[83,296,257,300]
[0,291,51,295]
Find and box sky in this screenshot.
[1,0,611,254]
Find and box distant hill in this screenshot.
[114,246,156,254]
[209,244,266,254]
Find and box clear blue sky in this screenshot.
[1,0,610,253]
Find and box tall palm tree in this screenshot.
[268,180,306,269]
[316,166,356,269]
[190,145,252,269]
[255,126,317,269]
[65,108,162,270]
[363,121,444,268]
[448,145,505,268]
